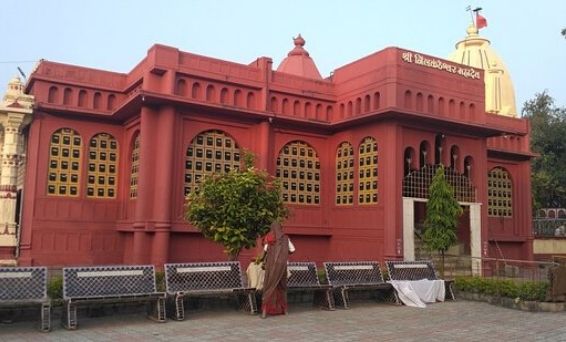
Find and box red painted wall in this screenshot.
[19,44,534,268]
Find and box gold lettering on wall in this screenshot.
[402,51,481,80]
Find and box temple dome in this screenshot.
[277,34,322,80]
[448,25,517,117]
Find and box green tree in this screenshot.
[185,152,288,260]
[423,165,463,277]
[522,92,566,209]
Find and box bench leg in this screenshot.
[40,302,51,332]
[63,302,78,330]
[174,293,185,321]
[319,289,335,310]
[245,292,258,314]
[148,297,166,322]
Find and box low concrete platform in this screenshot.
[1,300,566,341]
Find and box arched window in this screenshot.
[450,145,460,172]
[276,141,320,205]
[129,133,140,199]
[305,102,312,119]
[93,92,102,109]
[419,141,430,168]
[464,156,473,178]
[48,86,58,103]
[315,104,322,120]
[88,133,118,198]
[427,95,434,113]
[184,130,240,196]
[220,88,229,104]
[282,98,289,114]
[270,97,278,113]
[63,88,73,105]
[364,95,370,113]
[339,103,345,118]
[355,97,361,115]
[78,90,87,107]
[438,97,445,115]
[47,128,81,197]
[358,137,378,204]
[434,133,445,165]
[487,167,513,217]
[336,142,354,205]
[449,99,456,115]
[373,92,381,110]
[206,85,215,102]
[416,93,424,112]
[293,100,301,116]
[247,92,255,109]
[233,89,242,106]
[107,94,116,110]
[347,101,353,116]
[469,103,476,117]
[192,83,202,99]
[404,90,412,109]
[404,147,415,176]
[176,79,187,96]
[326,105,333,121]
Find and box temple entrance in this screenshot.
[402,198,481,275]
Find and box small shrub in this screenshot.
[317,268,327,284]
[48,276,63,300]
[155,271,165,292]
[455,276,548,302]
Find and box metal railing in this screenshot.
[533,218,566,237]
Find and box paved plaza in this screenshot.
[1,300,566,341]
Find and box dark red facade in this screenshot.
[19,41,534,268]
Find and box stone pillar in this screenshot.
[0,76,34,265]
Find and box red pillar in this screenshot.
[150,106,176,266]
[132,105,158,264]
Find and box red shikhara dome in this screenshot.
[276,34,322,80]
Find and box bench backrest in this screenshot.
[287,262,322,288]
[63,265,157,300]
[324,261,384,286]
[164,261,244,294]
[0,267,48,302]
[386,260,438,281]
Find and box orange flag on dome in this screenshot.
[476,13,488,29]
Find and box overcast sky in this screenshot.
[2,1,565,112]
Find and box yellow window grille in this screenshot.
[276,141,320,205]
[129,134,140,199]
[487,167,512,217]
[47,128,81,197]
[184,130,240,196]
[358,137,378,204]
[336,142,354,205]
[87,133,118,198]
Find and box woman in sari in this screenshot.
[261,222,295,318]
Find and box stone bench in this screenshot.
[62,265,166,329]
[324,261,393,309]
[0,266,51,332]
[287,261,335,310]
[165,261,256,320]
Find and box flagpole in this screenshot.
[472,7,483,30]
[466,6,475,28]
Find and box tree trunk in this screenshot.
[229,249,241,261]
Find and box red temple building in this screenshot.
[1,24,535,272]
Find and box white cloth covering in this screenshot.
[389,279,445,308]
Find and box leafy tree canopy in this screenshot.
[522,92,566,208]
[185,152,288,260]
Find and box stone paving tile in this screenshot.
[1,301,566,341]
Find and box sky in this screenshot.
[1,1,565,112]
